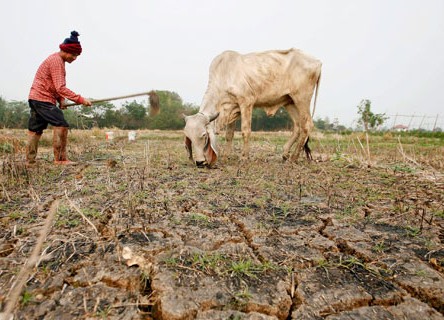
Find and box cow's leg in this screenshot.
[289,98,313,161]
[239,103,253,159]
[282,103,301,161]
[224,121,235,157]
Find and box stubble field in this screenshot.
[0,128,443,319]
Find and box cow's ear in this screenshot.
[206,141,217,167]
[184,136,193,161]
[206,132,218,167]
[209,112,219,122]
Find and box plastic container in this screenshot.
[128,131,136,141]
[105,131,114,140]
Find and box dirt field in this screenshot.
[0,128,443,320]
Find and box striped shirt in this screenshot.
[29,52,84,105]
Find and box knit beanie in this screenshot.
[59,31,82,55]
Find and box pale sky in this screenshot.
[1,0,443,128]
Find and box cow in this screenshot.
[183,48,322,168]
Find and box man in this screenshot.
[27,30,92,165]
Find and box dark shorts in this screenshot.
[28,100,69,134]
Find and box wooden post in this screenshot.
[392,113,398,129]
[432,114,439,131]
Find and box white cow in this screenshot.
[183,48,322,167]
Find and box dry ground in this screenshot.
[0,128,443,320]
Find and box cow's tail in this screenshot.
[305,66,321,161]
[311,68,322,118]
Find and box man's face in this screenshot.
[65,53,78,63]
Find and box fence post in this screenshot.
[407,115,414,129]
[432,114,439,131]
[392,113,398,129]
[418,115,426,130]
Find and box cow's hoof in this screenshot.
[282,154,289,162]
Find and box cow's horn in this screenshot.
[209,112,220,122]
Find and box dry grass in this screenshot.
[0,128,443,318]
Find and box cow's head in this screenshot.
[183,112,220,168]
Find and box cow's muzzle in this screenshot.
[196,161,208,168]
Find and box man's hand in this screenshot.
[82,98,92,106]
[59,99,67,109]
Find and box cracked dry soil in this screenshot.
[0,129,443,319]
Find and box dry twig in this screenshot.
[397,136,421,167]
[2,200,60,318]
[65,190,99,234]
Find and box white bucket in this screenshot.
[128,131,136,141]
[105,131,114,140]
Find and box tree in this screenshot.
[0,97,7,127]
[91,102,119,128]
[123,100,147,129]
[314,117,334,131]
[0,100,29,128]
[149,91,197,130]
[251,108,292,131]
[357,99,388,132]
[103,109,124,128]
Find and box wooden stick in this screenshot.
[64,91,152,107]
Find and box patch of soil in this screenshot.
[1,130,443,319]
